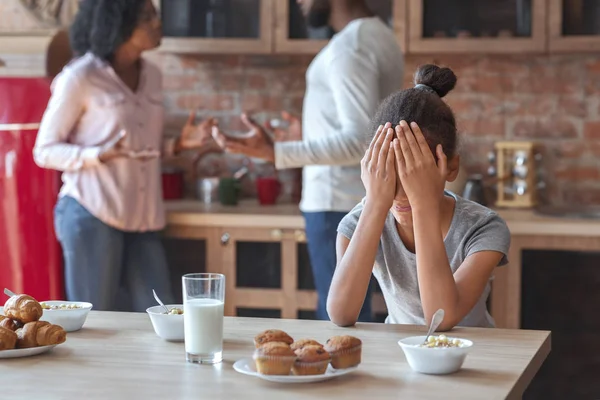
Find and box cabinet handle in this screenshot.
[221,232,230,246]
[294,230,306,242]
[271,229,283,240]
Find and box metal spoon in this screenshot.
[4,288,16,298]
[424,309,445,344]
[152,289,170,314]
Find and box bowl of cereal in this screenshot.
[398,334,473,375]
[39,301,93,332]
[146,305,184,341]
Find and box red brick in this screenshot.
[502,96,557,117]
[458,118,505,138]
[562,187,600,205]
[240,94,283,113]
[244,73,267,90]
[176,94,235,111]
[548,142,586,158]
[472,75,509,93]
[513,118,579,139]
[558,97,587,118]
[584,121,600,139]
[289,96,304,114]
[445,96,483,116]
[554,166,600,181]
[162,75,200,91]
[219,74,243,91]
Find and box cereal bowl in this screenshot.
[146,305,184,341]
[39,301,93,332]
[398,335,473,375]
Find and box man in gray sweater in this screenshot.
[214,0,404,322]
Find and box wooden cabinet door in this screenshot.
[407,0,547,53]
[274,0,407,54]
[548,0,600,52]
[153,0,274,54]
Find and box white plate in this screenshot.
[0,345,58,359]
[233,358,358,383]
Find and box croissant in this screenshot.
[0,326,18,350]
[17,321,66,349]
[4,294,43,324]
[0,317,23,331]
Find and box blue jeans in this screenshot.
[303,212,373,322]
[54,196,174,312]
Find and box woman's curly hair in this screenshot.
[69,0,146,60]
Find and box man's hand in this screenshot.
[212,113,275,163]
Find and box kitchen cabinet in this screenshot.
[273,0,407,54]
[548,0,600,52]
[152,0,274,54]
[407,0,547,53]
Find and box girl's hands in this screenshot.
[393,120,448,212]
[361,122,396,210]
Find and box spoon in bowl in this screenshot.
[423,309,445,344]
[4,288,16,298]
[152,289,171,314]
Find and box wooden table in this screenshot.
[1,312,550,400]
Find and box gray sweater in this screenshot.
[274,17,404,212]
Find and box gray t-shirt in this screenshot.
[337,191,511,328]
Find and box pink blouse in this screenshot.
[34,53,168,232]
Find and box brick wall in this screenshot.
[151,52,600,206]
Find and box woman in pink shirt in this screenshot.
[34,0,215,311]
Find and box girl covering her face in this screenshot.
[328,64,510,330]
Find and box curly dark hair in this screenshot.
[370,64,459,158]
[69,0,147,60]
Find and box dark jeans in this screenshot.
[54,196,174,312]
[303,211,373,322]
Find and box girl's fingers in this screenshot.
[436,144,448,176]
[410,122,435,162]
[386,141,396,175]
[365,124,384,163]
[396,124,414,169]
[371,123,390,166]
[377,127,394,168]
[400,120,422,157]
[392,138,404,173]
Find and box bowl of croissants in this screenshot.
[0,294,67,355]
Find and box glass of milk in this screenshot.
[182,273,225,364]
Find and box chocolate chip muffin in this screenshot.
[254,329,294,348]
[253,341,296,375]
[324,335,362,369]
[292,344,331,375]
[290,338,323,352]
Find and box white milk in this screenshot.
[184,298,224,355]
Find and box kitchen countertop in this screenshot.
[2,311,550,400]
[165,200,600,236]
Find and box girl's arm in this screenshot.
[328,202,388,327]
[327,123,397,327]
[412,208,504,330]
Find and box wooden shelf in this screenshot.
[153,0,274,55]
[407,0,548,54]
[548,0,600,53]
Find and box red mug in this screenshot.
[256,177,281,205]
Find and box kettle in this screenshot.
[462,174,487,205]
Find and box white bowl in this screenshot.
[39,301,93,332]
[146,305,184,341]
[398,335,473,375]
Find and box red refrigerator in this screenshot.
[0,77,64,300]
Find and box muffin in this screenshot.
[254,329,294,348]
[291,338,323,352]
[324,335,362,369]
[292,345,331,376]
[253,342,296,375]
